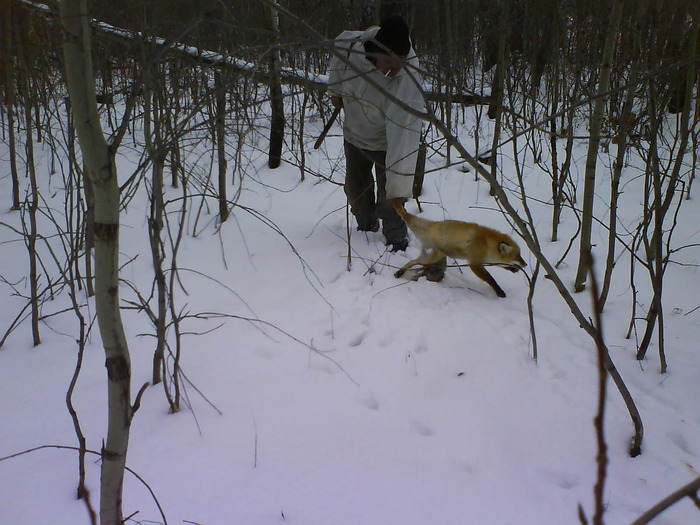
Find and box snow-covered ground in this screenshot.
[1,104,699,525]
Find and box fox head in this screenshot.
[497,238,527,273]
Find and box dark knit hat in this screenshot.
[371,15,411,56]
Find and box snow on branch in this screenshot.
[18,0,490,105]
[18,0,329,90]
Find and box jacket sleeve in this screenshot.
[328,31,360,97]
[383,73,424,199]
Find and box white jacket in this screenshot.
[328,27,424,199]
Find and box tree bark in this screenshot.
[60,1,133,523]
[215,72,229,221]
[487,1,509,196]
[636,17,697,371]
[148,153,167,385]
[3,0,21,211]
[599,39,642,311]
[574,0,623,292]
[266,0,285,169]
[25,94,41,347]
[142,61,169,386]
[14,17,41,346]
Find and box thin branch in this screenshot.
[0,444,168,525]
[632,476,700,525]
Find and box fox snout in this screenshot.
[503,255,527,273]
[497,242,527,272]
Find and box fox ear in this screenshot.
[499,242,513,255]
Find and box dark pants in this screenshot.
[343,141,407,244]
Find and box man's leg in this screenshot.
[344,141,378,231]
[372,152,408,250]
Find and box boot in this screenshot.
[357,217,380,232]
[383,215,408,252]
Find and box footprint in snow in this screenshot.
[492,314,523,345]
[349,331,366,347]
[539,468,580,490]
[415,341,429,354]
[357,393,379,410]
[410,420,433,437]
[457,461,479,475]
[668,430,695,456]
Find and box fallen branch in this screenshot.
[19,0,492,104]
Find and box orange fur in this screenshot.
[393,203,526,297]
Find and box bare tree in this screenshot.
[60,1,138,522]
[143,61,169,386]
[574,0,624,292]
[266,0,285,169]
[215,71,230,222]
[19,74,42,347]
[2,0,21,211]
[598,25,643,311]
[634,13,698,372]
[6,3,700,521]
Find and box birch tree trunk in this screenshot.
[59,1,133,523]
[573,0,623,292]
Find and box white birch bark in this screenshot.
[59,1,132,523]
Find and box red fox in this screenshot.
[392,202,527,298]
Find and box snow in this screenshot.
[1,103,699,525]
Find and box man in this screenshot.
[328,15,424,251]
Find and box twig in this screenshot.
[525,262,540,362]
[191,311,358,386]
[81,484,98,525]
[130,382,151,421]
[346,202,352,272]
[0,444,168,525]
[631,476,700,524]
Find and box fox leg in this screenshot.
[394,249,445,278]
[470,265,506,298]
